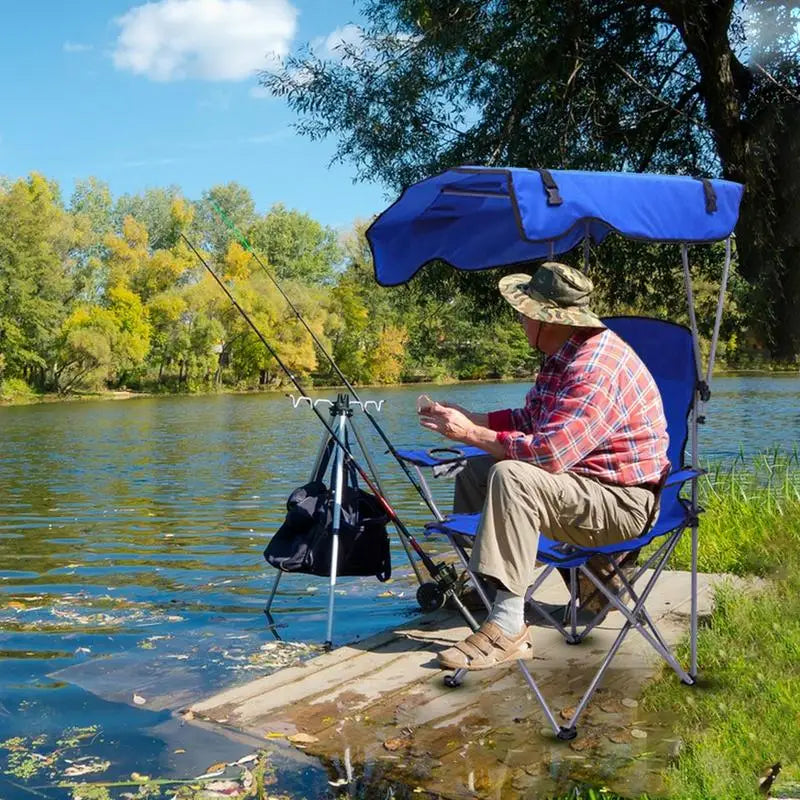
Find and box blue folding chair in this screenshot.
[396,315,701,738]
[368,166,745,739]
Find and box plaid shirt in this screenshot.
[487,329,669,485]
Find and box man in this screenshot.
[418,262,669,670]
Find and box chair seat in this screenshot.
[395,446,486,467]
[425,501,690,568]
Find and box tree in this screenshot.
[113,186,189,251]
[247,203,342,284]
[193,182,257,258]
[69,177,113,301]
[0,173,77,386]
[264,1,800,359]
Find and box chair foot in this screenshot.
[564,634,582,645]
[682,676,696,686]
[444,673,463,688]
[324,640,333,652]
[557,726,577,741]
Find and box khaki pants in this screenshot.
[455,456,657,597]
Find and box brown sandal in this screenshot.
[437,621,532,671]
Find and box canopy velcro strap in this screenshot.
[695,177,718,214]
[536,168,563,206]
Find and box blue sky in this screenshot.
[0,0,389,230]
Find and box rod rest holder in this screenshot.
[287,394,385,412]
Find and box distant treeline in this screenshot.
[0,173,542,398]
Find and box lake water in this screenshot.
[1,376,799,797]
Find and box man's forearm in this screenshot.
[462,423,506,460]
[466,411,489,426]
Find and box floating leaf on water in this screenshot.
[599,699,624,714]
[204,779,241,795]
[132,694,146,705]
[63,758,110,777]
[560,706,576,721]
[328,778,348,787]
[204,762,228,774]
[288,732,319,745]
[195,768,226,780]
[607,729,633,744]
[174,748,186,754]
[131,772,150,781]
[630,728,648,739]
[383,737,412,751]
[569,734,602,752]
[377,591,395,598]
[621,697,639,708]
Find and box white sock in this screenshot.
[487,589,525,636]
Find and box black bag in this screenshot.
[264,479,391,581]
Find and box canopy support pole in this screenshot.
[681,242,702,679]
[681,244,704,385]
[706,237,733,385]
[680,237,732,678]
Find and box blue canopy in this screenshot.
[367,166,744,286]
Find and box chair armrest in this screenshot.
[394,445,486,467]
[664,467,706,487]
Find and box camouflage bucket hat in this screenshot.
[499,262,606,328]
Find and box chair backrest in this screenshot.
[601,317,697,536]
[602,316,696,472]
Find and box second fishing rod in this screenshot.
[180,233,479,629]
[208,201,442,519]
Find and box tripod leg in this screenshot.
[325,411,347,650]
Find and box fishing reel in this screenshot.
[416,562,460,613]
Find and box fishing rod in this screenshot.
[180,233,477,626]
[208,200,441,518]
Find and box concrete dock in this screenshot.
[188,569,747,798]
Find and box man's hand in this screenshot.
[417,400,505,458]
[417,399,489,427]
[419,402,476,442]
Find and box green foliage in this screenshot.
[247,203,342,284]
[645,562,800,799]
[0,172,78,387]
[0,377,37,402]
[669,449,800,575]
[263,0,800,359]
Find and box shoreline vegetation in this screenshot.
[1,173,796,412]
[3,367,799,408]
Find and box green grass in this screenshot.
[641,451,800,799]
[670,448,800,575]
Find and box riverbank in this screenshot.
[3,368,800,409]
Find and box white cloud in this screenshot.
[113,0,298,82]
[64,41,93,53]
[311,23,364,60]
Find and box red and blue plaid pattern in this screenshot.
[487,329,669,485]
